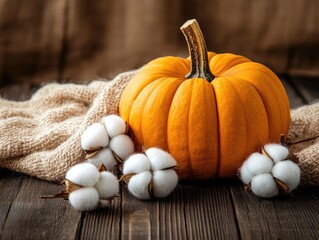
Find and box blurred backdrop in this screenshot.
[0,0,318,85]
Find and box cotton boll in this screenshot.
[239,163,254,185]
[251,173,279,198]
[272,160,301,192]
[81,123,109,150]
[127,171,152,200]
[94,171,119,199]
[68,187,99,211]
[245,153,274,176]
[85,148,117,171]
[109,134,134,161]
[144,148,177,171]
[263,144,289,163]
[102,115,127,138]
[65,163,100,187]
[152,170,178,198]
[123,153,151,174]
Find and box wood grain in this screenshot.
[183,181,239,239]
[0,83,33,101]
[290,76,319,103]
[121,186,162,239]
[280,77,305,109]
[0,169,23,236]
[230,182,319,240]
[0,177,82,240]
[79,191,121,239]
[121,181,239,240]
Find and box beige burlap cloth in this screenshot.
[0,71,136,182]
[0,71,318,185]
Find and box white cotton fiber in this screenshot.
[272,160,301,192]
[152,170,178,198]
[94,171,119,199]
[123,153,151,174]
[127,171,152,200]
[109,134,134,161]
[239,163,254,185]
[65,163,100,187]
[68,187,99,211]
[251,173,279,198]
[85,147,117,171]
[102,114,127,138]
[245,153,273,176]
[263,144,289,163]
[144,147,177,171]
[81,123,109,150]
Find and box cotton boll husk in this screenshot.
[272,160,301,192]
[245,153,273,176]
[251,173,279,198]
[65,163,100,187]
[239,163,254,185]
[69,187,99,211]
[152,170,178,198]
[102,115,127,138]
[109,134,134,161]
[127,171,152,200]
[144,148,177,171]
[81,123,109,150]
[263,144,289,163]
[99,200,110,208]
[85,148,117,171]
[94,171,119,199]
[123,153,151,174]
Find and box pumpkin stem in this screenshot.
[180,19,215,82]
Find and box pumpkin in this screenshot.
[119,19,290,180]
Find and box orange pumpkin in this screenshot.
[119,19,290,180]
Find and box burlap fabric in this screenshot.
[0,71,318,185]
[288,102,319,185]
[0,71,136,182]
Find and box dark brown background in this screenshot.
[0,0,318,85]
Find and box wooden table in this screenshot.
[0,75,319,239]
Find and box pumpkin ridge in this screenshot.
[209,53,251,77]
[235,75,283,142]
[229,76,269,161]
[187,79,195,179]
[230,78,249,173]
[207,82,220,178]
[143,56,189,78]
[128,78,168,149]
[244,65,290,133]
[141,77,183,150]
[222,62,290,131]
[188,78,219,179]
[213,77,248,177]
[238,70,287,136]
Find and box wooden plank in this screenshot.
[280,77,305,109]
[121,187,164,239]
[0,83,32,101]
[1,177,82,240]
[231,181,319,240]
[0,169,23,237]
[121,181,239,239]
[183,181,239,239]
[121,184,189,240]
[78,192,121,239]
[290,76,319,104]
